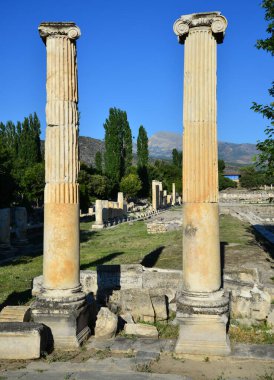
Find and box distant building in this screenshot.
[224,170,241,182]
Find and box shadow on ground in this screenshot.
[248,225,274,260]
[80,229,99,243]
[0,289,33,312]
[141,246,165,267]
[80,252,124,270]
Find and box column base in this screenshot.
[31,288,91,350]
[92,224,105,230]
[175,290,230,356]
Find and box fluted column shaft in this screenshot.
[174,12,228,293]
[39,23,81,293]
[183,26,219,293]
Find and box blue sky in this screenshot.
[0,0,272,144]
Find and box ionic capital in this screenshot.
[173,11,227,44]
[39,22,81,42]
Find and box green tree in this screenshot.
[95,151,103,174]
[0,130,15,207]
[18,113,42,166]
[0,113,43,206]
[137,125,149,197]
[137,125,149,167]
[122,112,133,175]
[218,159,237,190]
[239,166,265,189]
[90,174,108,199]
[19,163,45,207]
[251,0,274,177]
[172,148,182,168]
[104,108,133,190]
[120,173,142,200]
[218,159,226,174]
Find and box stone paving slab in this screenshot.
[3,358,190,380]
[231,343,274,359]
[87,337,176,354]
[1,371,190,380]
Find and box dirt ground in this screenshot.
[152,354,274,380]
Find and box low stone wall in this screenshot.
[32,264,273,326]
[220,190,274,204]
[147,220,182,234]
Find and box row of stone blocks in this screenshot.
[93,207,170,229]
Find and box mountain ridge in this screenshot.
[42,132,258,167]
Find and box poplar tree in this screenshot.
[95,151,103,174]
[137,125,149,196]
[122,111,133,175]
[104,107,133,188]
[137,125,149,168]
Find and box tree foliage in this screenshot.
[172,148,182,168]
[120,173,142,200]
[239,166,265,189]
[104,108,133,191]
[137,125,149,168]
[218,159,237,190]
[137,125,149,197]
[251,0,274,177]
[0,113,43,207]
[95,151,103,174]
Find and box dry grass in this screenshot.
[229,322,274,344]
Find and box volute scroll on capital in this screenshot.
[173,11,227,44]
[38,22,81,42]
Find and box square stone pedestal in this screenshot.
[0,322,52,359]
[92,224,104,230]
[175,313,230,356]
[31,298,91,350]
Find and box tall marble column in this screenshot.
[32,22,90,349]
[173,12,230,355]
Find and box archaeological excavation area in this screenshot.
[0,8,273,380]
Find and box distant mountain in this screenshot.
[148,131,258,165]
[79,136,104,166]
[41,132,258,167]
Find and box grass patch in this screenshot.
[229,322,274,344]
[80,221,182,270]
[154,321,179,339]
[0,213,267,309]
[257,373,274,380]
[137,320,179,339]
[219,214,255,247]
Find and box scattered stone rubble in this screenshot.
[32,263,274,341]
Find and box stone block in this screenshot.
[149,287,177,304]
[224,267,261,285]
[267,305,274,327]
[97,264,143,291]
[250,286,271,321]
[175,314,230,356]
[142,267,182,290]
[151,295,168,321]
[0,208,11,248]
[116,288,155,323]
[13,207,28,244]
[31,298,91,350]
[0,306,31,322]
[32,275,43,296]
[81,270,98,295]
[124,323,158,338]
[231,291,251,319]
[0,322,51,359]
[95,307,117,339]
